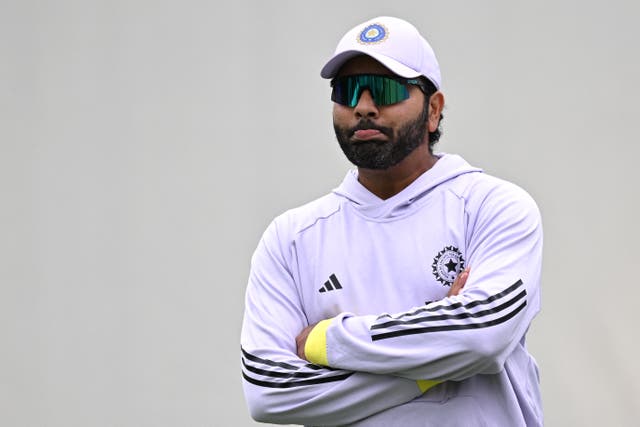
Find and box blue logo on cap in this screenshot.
[358,23,388,44]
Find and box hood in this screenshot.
[332,153,482,219]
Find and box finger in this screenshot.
[296,332,307,359]
[296,324,315,360]
[447,272,465,297]
[447,267,470,297]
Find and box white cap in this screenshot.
[320,16,441,89]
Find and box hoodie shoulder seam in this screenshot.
[295,203,343,237]
[278,193,344,238]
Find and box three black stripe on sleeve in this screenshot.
[370,280,526,341]
[241,347,352,388]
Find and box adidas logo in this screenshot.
[319,274,343,293]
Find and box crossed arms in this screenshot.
[241,183,542,425]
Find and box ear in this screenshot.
[427,91,445,133]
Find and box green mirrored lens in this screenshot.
[331,75,411,107]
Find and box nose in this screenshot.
[353,89,379,119]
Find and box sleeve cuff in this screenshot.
[304,318,333,366]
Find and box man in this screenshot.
[241,16,543,426]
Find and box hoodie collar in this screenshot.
[332,153,482,219]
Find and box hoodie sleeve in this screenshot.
[241,218,427,425]
[303,181,543,382]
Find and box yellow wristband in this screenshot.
[417,379,442,393]
[304,318,333,366]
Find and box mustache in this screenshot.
[349,120,393,138]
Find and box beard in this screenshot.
[333,104,429,170]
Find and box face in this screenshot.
[332,56,429,170]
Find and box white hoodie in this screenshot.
[241,154,543,426]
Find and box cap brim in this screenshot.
[320,50,421,79]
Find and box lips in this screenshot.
[352,129,386,141]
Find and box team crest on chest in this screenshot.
[432,246,466,286]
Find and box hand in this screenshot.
[296,323,317,360]
[447,266,470,297]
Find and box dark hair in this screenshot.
[419,77,443,151]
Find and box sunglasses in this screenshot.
[330,74,426,107]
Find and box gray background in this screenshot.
[2,0,639,426]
